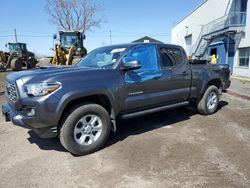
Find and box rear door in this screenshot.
[158,46,192,102]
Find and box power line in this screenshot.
[0,34,52,38]
[109,30,112,45]
[0,31,170,38]
[0,29,13,34]
[87,34,169,38]
[18,35,52,37]
[0,35,14,37]
[14,29,17,43]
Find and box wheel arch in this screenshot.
[56,91,117,131]
[201,78,223,96]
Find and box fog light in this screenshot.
[27,108,35,116]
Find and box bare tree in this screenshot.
[45,0,104,33]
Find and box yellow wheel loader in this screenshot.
[51,31,87,66]
[0,43,37,71]
[0,51,10,71]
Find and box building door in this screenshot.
[224,37,236,73]
[208,39,235,71]
[208,42,227,65]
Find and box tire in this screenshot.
[11,58,22,71]
[197,85,219,115]
[59,103,111,156]
[0,63,6,72]
[27,59,36,69]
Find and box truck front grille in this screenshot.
[6,81,17,102]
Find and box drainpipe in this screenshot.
[225,0,233,15]
[226,32,230,66]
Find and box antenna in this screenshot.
[14,29,17,42]
[109,30,112,45]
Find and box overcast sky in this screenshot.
[0,0,203,56]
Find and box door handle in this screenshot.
[182,71,188,76]
[153,75,161,80]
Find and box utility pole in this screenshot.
[109,30,112,45]
[14,29,17,43]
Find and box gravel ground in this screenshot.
[0,72,9,94]
[0,92,250,187]
[229,78,250,96]
[0,71,250,187]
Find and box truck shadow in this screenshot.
[26,101,228,153]
[27,131,67,152]
[105,101,228,148]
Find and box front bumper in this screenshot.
[2,103,58,138]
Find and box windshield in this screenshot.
[77,46,127,69]
[60,34,79,48]
[9,43,25,53]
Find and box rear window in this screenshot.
[160,47,184,67]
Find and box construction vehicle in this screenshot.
[0,42,37,71]
[51,31,87,65]
[0,51,9,71]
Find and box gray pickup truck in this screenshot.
[2,43,230,155]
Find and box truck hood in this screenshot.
[6,65,105,84]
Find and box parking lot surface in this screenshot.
[0,74,250,187]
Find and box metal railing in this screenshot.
[191,12,246,57]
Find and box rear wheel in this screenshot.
[197,85,219,115]
[11,58,22,71]
[59,103,111,156]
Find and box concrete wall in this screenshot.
[171,0,231,55]
[172,0,250,78]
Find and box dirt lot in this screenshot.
[0,72,250,187]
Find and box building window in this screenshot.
[238,48,250,67]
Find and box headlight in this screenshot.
[25,82,60,97]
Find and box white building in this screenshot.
[171,0,250,78]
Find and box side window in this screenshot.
[160,48,174,67]
[124,45,159,71]
[160,47,184,67]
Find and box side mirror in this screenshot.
[122,60,141,71]
[5,44,7,48]
[53,34,57,40]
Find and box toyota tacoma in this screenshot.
[2,43,230,155]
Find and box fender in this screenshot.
[54,87,118,123]
[200,77,223,97]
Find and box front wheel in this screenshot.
[197,85,219,115]
[59,103,111,156]
[11,58,22,71]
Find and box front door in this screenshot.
[119,44,163,111]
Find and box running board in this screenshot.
[121,101,189,119]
